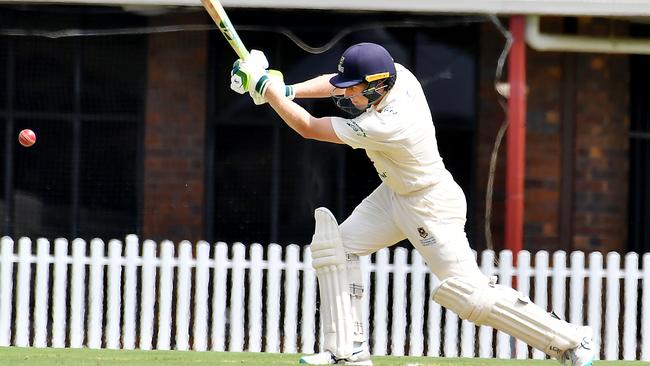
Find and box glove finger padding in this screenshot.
[230,59,249,95]
[230,49,268,95]
[246,49,269,70]
[229,51,268,98]
[228,49,294,105]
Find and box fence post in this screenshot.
[52,238,69,348]
[69,238,86,348]
[88,239,105,349]
[478,250,495,358]
[157,240,175,350]
[552,251,567,322]
[459,249,477,358]
[604,252,620,360]
[0,237,13,347]
[409,250,426,356]
[175,240,193,351]
[140,240,157,350]
[373,248,390,355]
[443,299,460,357]
[391,247,407,356]
[460,310,476,358]
[284,244,300,353]
[106,239,123,349]
[211,242,228,351]
[552,249,569,358]
[623,252,639,360]
[248,243,264,352]
[642,253,650,361]
[229,243,246,352]
[588,251,604,358]
[33,238,50,348]
[14,238,32,347]
[569,251,585,326]
[515,250,531,359]
[193,241,211,351]
[495,250,513,358]
[122,235,139,350]
[533,251,549,359]
[266,244,283,353]
[301,246,317,354]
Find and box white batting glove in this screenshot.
[230,49,268,95]
[230,49,295,105]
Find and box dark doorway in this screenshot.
[628,25,650,253]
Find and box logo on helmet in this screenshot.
[365,72,390,82]
[338,56,345,73]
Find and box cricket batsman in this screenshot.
[229,42,595,366]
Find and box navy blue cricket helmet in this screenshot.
[330,43,397,116]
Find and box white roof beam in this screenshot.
[1,0,650,17]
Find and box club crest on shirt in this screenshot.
[418,227,437,246]
[418,227,428,238]
[345,120,366,137]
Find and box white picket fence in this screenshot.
[0,234,649,361]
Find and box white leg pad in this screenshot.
[432,276,583,359]
[310,207,354,359]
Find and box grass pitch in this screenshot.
[0,347,645,366]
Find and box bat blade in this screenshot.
[201,0,249,59]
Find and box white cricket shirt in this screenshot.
[331,63,452,195]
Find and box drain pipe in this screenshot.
[526,15,650,55]
[505,15,526,257]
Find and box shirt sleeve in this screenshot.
[331,110,401,151]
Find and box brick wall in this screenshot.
[476,21,508,252]
[573,18,629,252]
[477,17,629,253]
[143,13,208,242]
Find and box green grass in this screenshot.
[0,347,645,366]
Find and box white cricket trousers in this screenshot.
[339,180,484,281]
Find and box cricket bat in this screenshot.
[201,0,250,60]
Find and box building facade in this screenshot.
[0,5,647,254]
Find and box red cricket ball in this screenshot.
[18,129,36,147]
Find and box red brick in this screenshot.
[477,17,629,254]
[143,13,208,243]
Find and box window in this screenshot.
[0,7,146,240]
[628,25,650,252]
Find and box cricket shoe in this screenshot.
[299,343,372,365]
[562,327,595,366]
